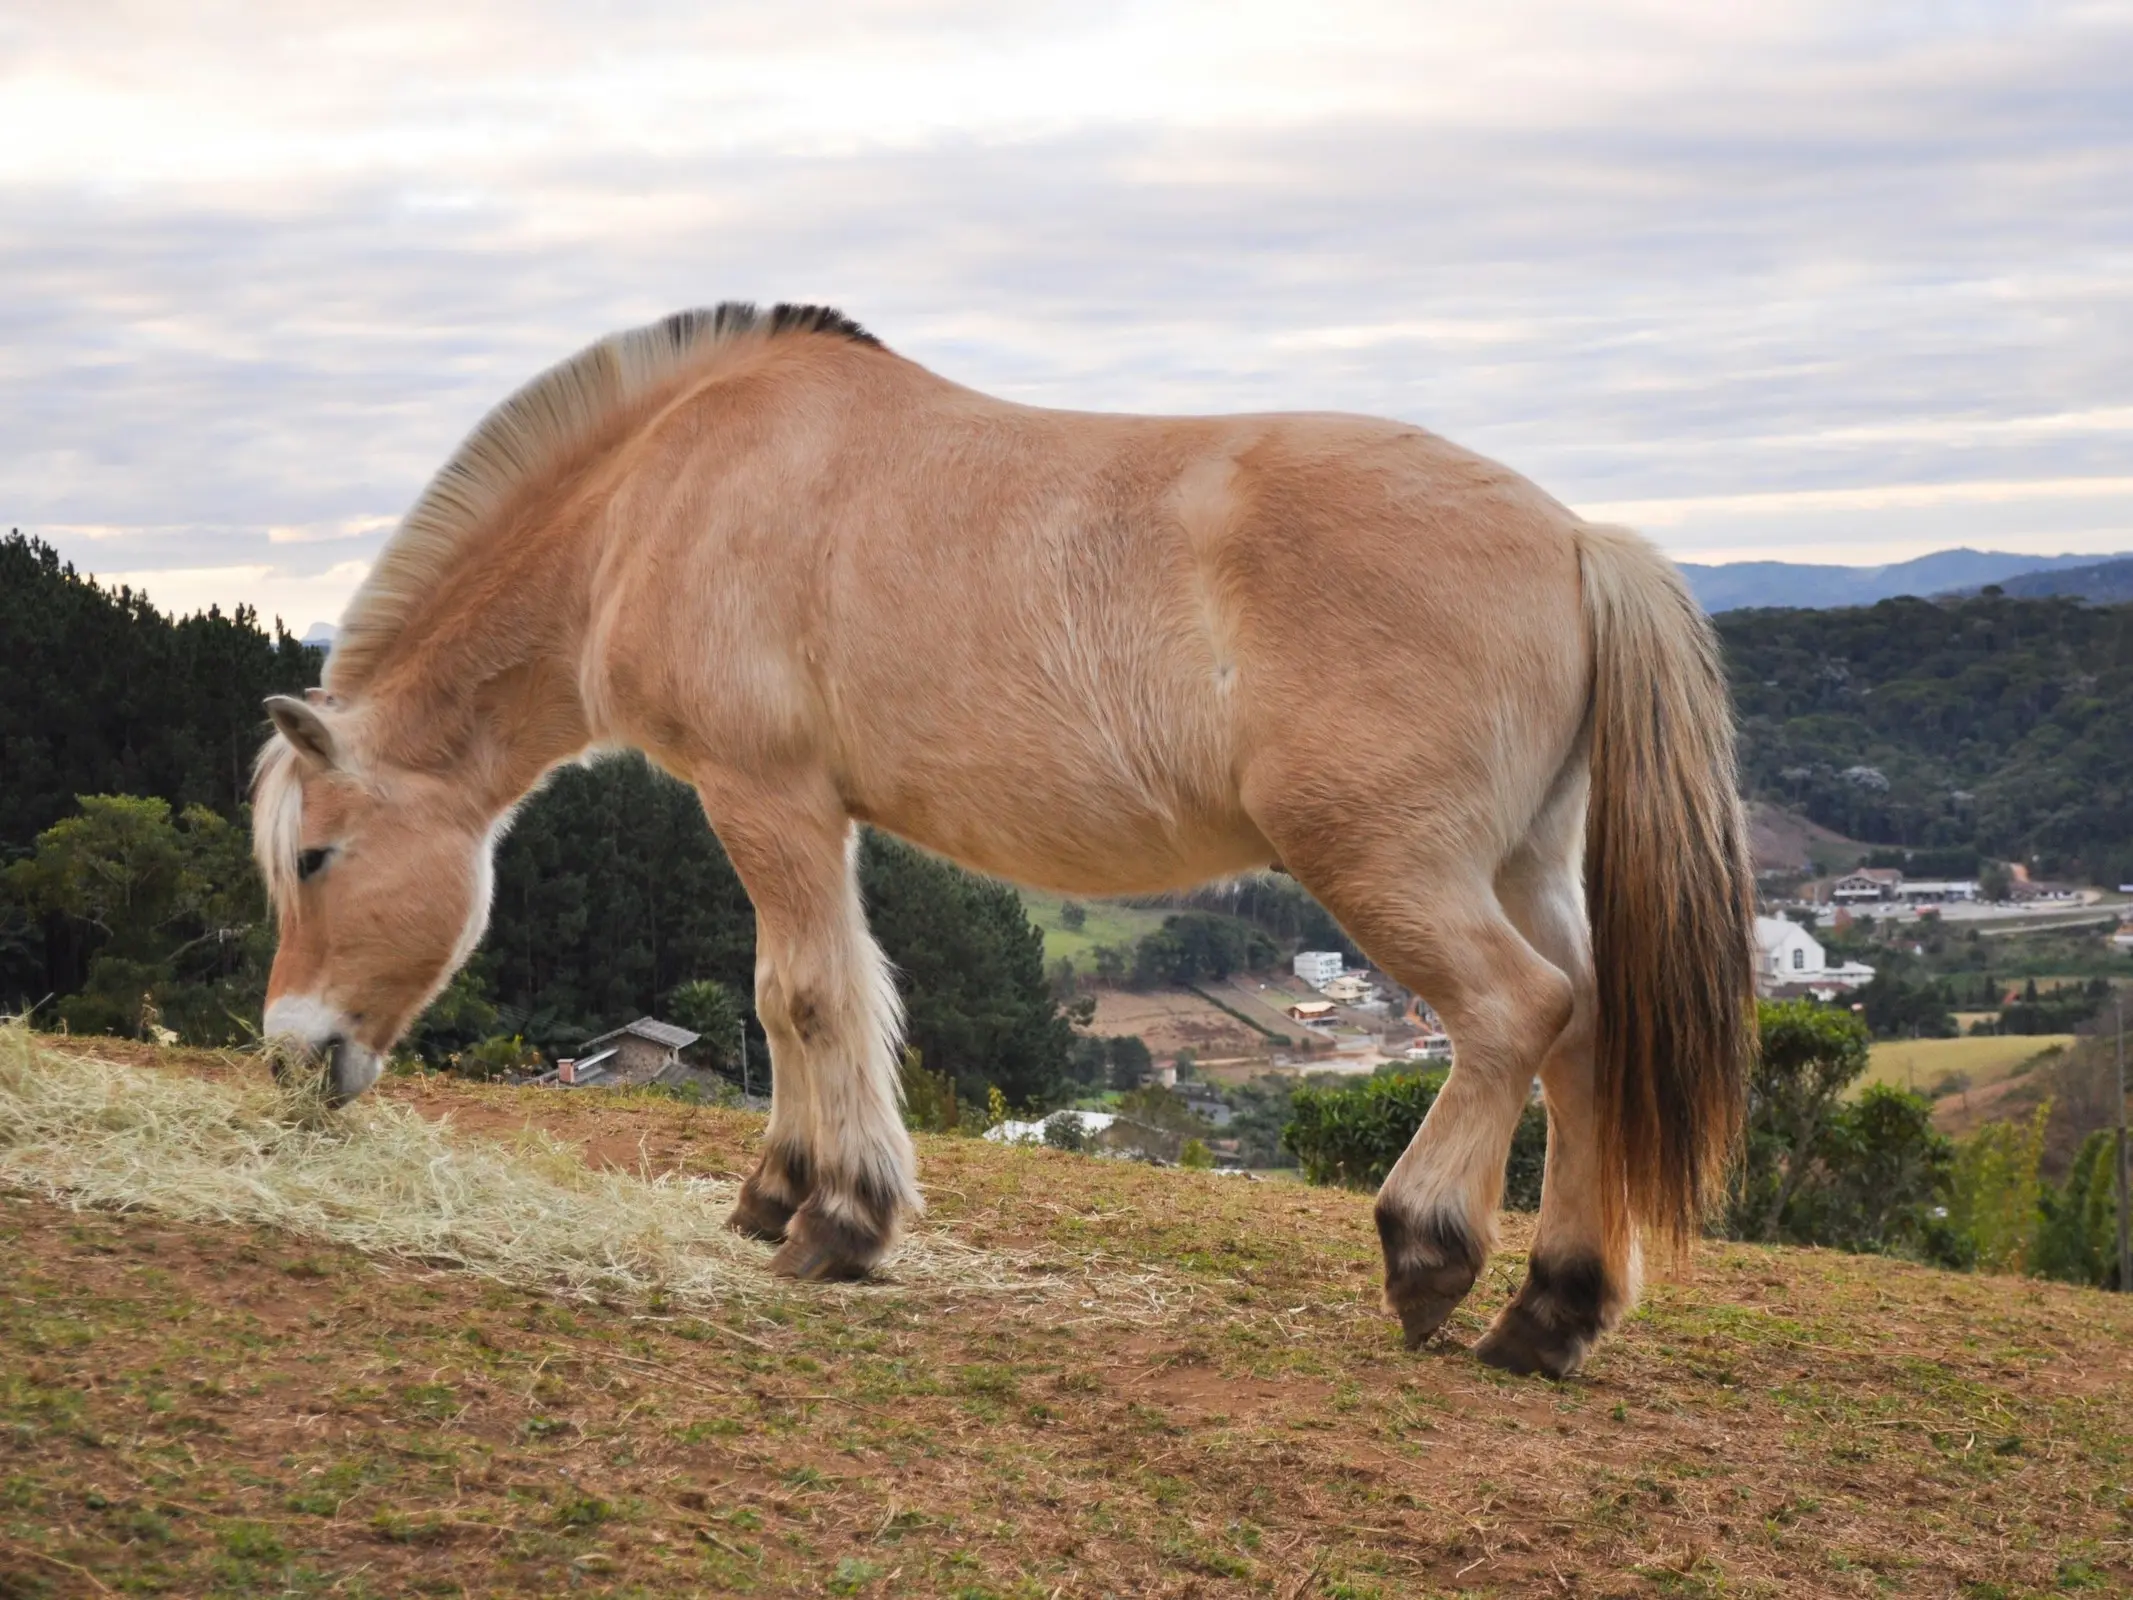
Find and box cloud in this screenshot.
[4,1,2131,621]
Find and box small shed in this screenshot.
[551,1017,701,1089]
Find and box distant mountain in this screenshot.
[1680,548,2129,612]
[1966,557,2133,605]
[301,622,338,646]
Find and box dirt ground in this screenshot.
[3,1040,2130,1598]
[1746,802,1865,879]
[1085,988,1286,1059]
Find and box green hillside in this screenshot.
[1717,593,2133,886]
[1016,889,1172,969]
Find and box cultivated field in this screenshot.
[1083,986,1300,1058]
[3,1032,2130,1598]
[1860,1034,2074,1099]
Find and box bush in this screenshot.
[899,1048,960,1133]
[454,1033,542,1080]
[1282,1071,1547,1210]
[1787,1084,1960,1261]
[1727,1000,1872,1241]
[1042,1111,1093,1153]
[1944,1105,2050,1274]
[2034,1128,2127,1288]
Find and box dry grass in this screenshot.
[1860,1033,2072,1100]
[0,1025,1103,1314]
[3,1030,2131,1598]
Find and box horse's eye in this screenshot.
[297,848,332,882]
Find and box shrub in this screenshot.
[900,1048,960,1133]
[2033,1127,2126,1288]
[1178,1137,1213,1170]
[1944,1104,2050,1274]
[1042,1112,1092,1153]
[1726,1001,1873,1242]
[1283,1071,1547,1210]
[1784,1084,1960,1262]
[454,1033,542,1080]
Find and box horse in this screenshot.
[252,302,1755,1378]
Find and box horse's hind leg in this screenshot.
[1473,786,1633,1378]
[1272,827,1574,1349]
[696,775,918,1280]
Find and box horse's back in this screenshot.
[603,349,1591,891]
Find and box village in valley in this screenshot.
[514,843,2133,1182]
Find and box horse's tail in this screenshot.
[1575,523,1756,1259]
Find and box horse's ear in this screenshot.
[265,694,338,768]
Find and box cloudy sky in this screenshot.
[6,1,2131,632]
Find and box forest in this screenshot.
[1716,591,2133,886]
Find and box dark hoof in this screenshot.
[1473,1254,1609,1379]
[727,1146,812,1242]
[769,1234,875,1282]
[726,1183,797,1243]
[1376,1202,1483,1349]
[768,1203,890,1282]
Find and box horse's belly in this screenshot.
[851,753,1273,897]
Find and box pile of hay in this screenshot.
[0,1025,1048,1309]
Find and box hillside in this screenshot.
[1681,548,2128,613]
[1984,556,2133,605]
[1716,592,2133,887]
[3,1034,2128,1598]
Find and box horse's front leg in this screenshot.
[697,775,919,1279]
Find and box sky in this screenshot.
[5,1,2131,632]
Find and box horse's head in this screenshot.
[253,693,497,1102]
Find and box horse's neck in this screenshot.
[357,535,599,810]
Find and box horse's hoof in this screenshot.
[766,1200,892,1283]
[728,1146,811,1241]
[726,1189,795,1243]
[1376,1201,1483,1348]
[1473,1254,1609,1378]
[768,1236,874,1282]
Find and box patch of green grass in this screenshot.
[1016,890,1170,970]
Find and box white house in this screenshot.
[1829,869,1903,904]
[984,1110,1119,1145]
[1754,916,1876,995]
[1320,973,1375,1004]
[1294,950,1344,988]
[1896,879,1979,904]
[1405,1031,1452,1062]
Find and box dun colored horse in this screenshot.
[254,304,1755,1377]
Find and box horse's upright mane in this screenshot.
[323,302,880,694]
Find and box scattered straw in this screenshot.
[0,1025,1121,1313]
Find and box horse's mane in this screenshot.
[323,302,880,693]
